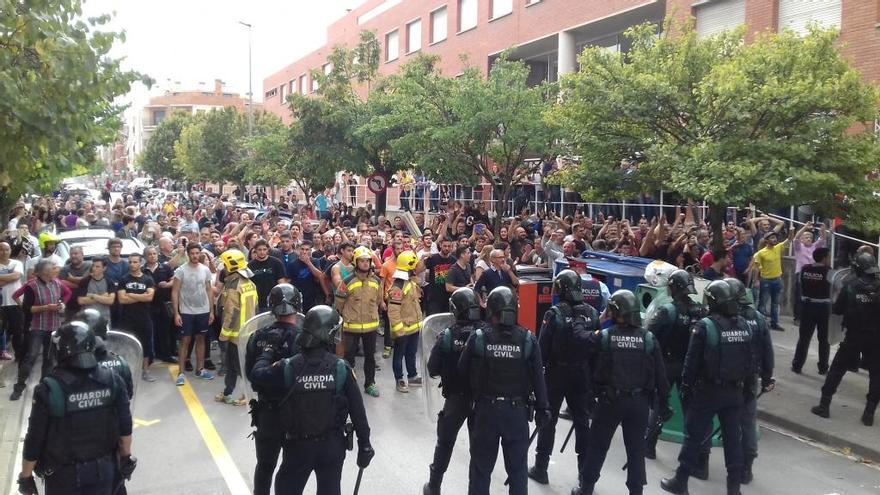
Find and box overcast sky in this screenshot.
[83,0,363,107]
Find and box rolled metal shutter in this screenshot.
[778,0,841,35]
[695,0,747,39]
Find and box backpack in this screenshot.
[702,317,754,383]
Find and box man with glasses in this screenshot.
[474,249,520,304]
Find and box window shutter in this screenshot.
[695,0,746,39]
[778,0,841,36]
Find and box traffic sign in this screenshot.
[367,173,387,195]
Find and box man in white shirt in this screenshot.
[0,242,23,361]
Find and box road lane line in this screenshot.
[170,367,250,494]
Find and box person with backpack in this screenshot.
[573,290,668,495]
[644,270,707,465]
[249,305,373,495]
[661,280,755,495]
[458,286,551,495]
[17,321,135,495]
[528,270,599,486]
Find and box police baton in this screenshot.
[700,387,770,450]
[504,427,539,486]
[353,467,364,495]
[559,422,576,454]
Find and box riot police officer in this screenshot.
[661,280,754,495]
[573,290,668,495]
[18,322,135,495]
[458,286,550,495]
[244,283,304,495]
[250,305,374,495]
[423,287,485,495]
[644,270,707,462]
[811,251,880,426]
[528,269,598,485]
[73,308,134,399]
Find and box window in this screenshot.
[458,0,478,32]
[407,19,422,53]
[323,63,333,76]
[526,0,541,5]
[279,83,286,102]
[152,110,165,126]
[311,71,319,92]
[431,7,448,43]
[695,0,745,39]
[778,0,841,36]
[299,74,307,95]
[386,29,399,61]
[491,0,512,19]
[289,80,295,95]
[265,88,277,98]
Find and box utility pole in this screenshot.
[238,21,254,137]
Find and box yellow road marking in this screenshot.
[170,367,251,494]
[133,418,161,428]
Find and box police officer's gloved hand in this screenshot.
[660,402,674,422]
[120,455,137,480]
[357,443,375,468]
[535,408,552,429]
[267,328,286,351]
[17,475,37,495]
[761,377,776,394]
[679,385,693,410]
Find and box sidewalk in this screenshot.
[0,359,26,491]
[757,315,880,462]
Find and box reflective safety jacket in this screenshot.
[336,273,382,334]
[220,273,257,342]
[387,278,422,338]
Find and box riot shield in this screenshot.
[644,287,673,325]
[419,313,455,422]
[105,330,144,405]
[236,312,304,402]
[828,268,851,345]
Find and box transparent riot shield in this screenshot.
[237,312,280,402]
[828,268,851,345]
[105,330,144,405]
[419,313,455,422]
[644,287,673,325]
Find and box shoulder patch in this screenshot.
[389,287,403,299]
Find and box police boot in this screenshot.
[741,458,754,485]
[645,434,658,460]
[811,396,832,419]
[527,456,550,484]
[422,465,442,495]
[660,467,689,494]
[861,401,878,427]
[569,477,593,495]
[726,472,742,495]
[691,453,709,481]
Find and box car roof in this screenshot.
[56,228,116,241]
[70,238,144,260]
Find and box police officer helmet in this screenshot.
[853,251,880,278]
[703,280,738,317]
[723,277,749,307]
[268,283,303,317]
[553,269,583,303]
[449,287,481,322]
[53,321,98,369]
[668,269,697,300]
[607,290,641,326]
[299,305,342,349]
[486,286,518,327]
[73,308,109,339]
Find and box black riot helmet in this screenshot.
[74,308,109,339]
[607,290,641,327]
[703,280,738,317]
[723,277,750,307]
[554,269,584,303]
[268,283,303,317]
[486,286,518,327]
[668,269,697,301]
[299,305,342,350]
[853,251,880,278]
[449,287,481,322]
[53,321,98,369]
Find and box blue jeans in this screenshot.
[759,277,782,326]
[392,332,419,380]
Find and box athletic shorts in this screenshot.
[179,312,210,337]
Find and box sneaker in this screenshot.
[204,359,216,371]
[214,392,227,402]
[408,375,423,386]
[396,380,409,393]
[770,323,784,332]
[365,384,380,397]
[176,373,186,386]
[185,360,193,372]
[0,351,12,360]
[383,346,392,359]
[196,369,214,380]
[141,370,157,382]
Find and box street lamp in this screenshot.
[238,20,254,137]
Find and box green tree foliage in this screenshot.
[138,112,192,180]
[0,0,148,220]
[550,21,880,243]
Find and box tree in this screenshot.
[550,21,880,246]
[138,112,191,180]
[368,54,558,231]
[0,0,148,223]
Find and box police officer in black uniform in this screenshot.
[572,290,668,495]
[245,283,304,495]
[17,322,135,495]
[528,269,598,485]
[423,288,485,495]
[811,251,880,426]
[250,305,373,495]
[458,286,550,495]
[74,308,134,399]
[644,270,707,462]
[661,280,754,495]
[792,247,833,375]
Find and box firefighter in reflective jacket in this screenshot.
[250,306,374,495]
[336,246,385,398]
[529,269,598,485]
[216,249,258,406]
[423,287,486,495]
[661,280,755,495]
[18,322,135,495]
[388,250,424,392]
[573,290,668,495]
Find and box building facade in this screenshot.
[263,0,879,124]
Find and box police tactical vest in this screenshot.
[246,323,301,398]
[549,303,597,365]
[581,279,605,311]
[279,353,348,439]
[845,278,880,333]
[595,326,655,393]
[702,316,754,383]
[800,264,831,301]
[96,349,133,398]
[472,327,533,399]
[439,323,477,395]
[43,367,120,467]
